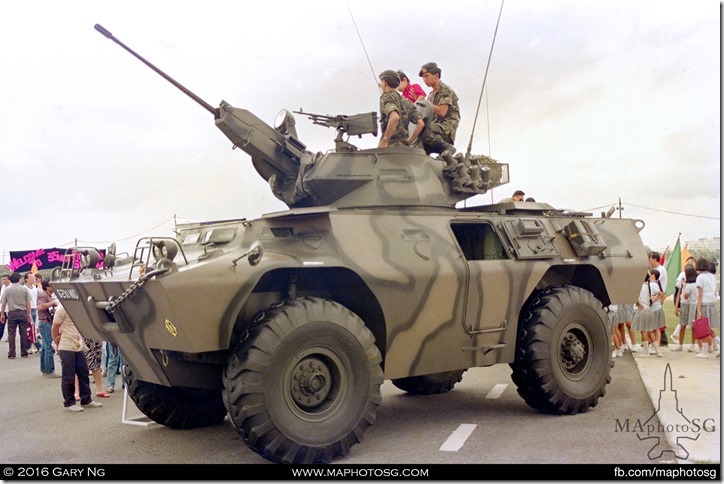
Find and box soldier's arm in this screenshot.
[431,87,454,118]
[432,103,449,118]
[379,110,400,148]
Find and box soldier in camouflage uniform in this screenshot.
[418,62,459,155]
[378,70,426,148]
[377,70,408,148]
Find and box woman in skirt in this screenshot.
[608,305,630,357]
[632,270,665,357]
[84,338,110,398]
[610,303,636,353]
[693,258,720,357]
[673,265,698,352]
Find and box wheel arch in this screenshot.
[535,264,610,307]
[223,267,387,365]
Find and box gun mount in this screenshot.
[292,109,378,152]
[94,24,509,210]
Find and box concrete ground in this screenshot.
[630,342,721,464]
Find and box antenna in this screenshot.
[345,1,379,92]
[466,0,505,156]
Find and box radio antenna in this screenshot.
[466,0,505,156]
[345,1,379,92]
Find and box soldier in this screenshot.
[377,70,408,148]
[499,190,526,203]
[418,62,459,155]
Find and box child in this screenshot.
[671,256,697,345]
[693,258,720,358]
[672,265,698,352]
[607,305,626,357]
[632,270,666,357]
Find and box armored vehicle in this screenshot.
[52,26,649,464]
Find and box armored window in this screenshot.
[451,223,508,261]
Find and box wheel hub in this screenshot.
[290,357,332,410]
[560,333,586,370]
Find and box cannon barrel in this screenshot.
[94,24,303,182]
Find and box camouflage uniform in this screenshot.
[379,91,409,146]
[422,81,460,154]
[399,96,424,147]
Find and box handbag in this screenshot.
[692,316,713,340]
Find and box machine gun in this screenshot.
[293,110,377,152]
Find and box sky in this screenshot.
[0,0,720,264]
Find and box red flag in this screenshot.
[659,245,669,268]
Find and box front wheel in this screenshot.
[223,297,384,464]
[124,366,227,429]
[510,286,612,415]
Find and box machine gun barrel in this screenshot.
[94,24,219,118]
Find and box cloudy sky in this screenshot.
[0,0,720,263]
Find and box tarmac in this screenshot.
[628,341,721,464]
[0,335,720,466]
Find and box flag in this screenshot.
[681,244,693,268]
[664,236,681,296]
[659,245,669,268]
[30,260,38,275]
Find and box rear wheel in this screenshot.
[124,366,227,428]
[510,286,612,415]
[391,370,466,395]
[223,297,383,464]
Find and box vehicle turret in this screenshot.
[94,24,509,210]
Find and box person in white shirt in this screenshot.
[648,252,668,347]
[24,273,40,353]
[632,270,666,357]
[671,257,697,350]
[0,274,10,341]
[693,258,720,357]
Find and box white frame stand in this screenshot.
[121,385,158,427]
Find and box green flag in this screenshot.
[664,236,681,295]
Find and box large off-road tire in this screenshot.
[124,365,227,429]
[391,370,466,395]
[510,286,612,415]
[223,297,384,464]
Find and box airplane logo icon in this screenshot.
[637,363,700,460]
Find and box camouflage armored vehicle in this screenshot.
[52,26,649,464]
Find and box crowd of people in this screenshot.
[0,271,125,412]
[607,252,720,360]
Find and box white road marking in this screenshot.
[440,423,477,452]
[485,383,508,399]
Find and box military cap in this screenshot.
[419,62,441,77]
[379,69,401,88]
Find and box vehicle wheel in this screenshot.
[510,286,612,415]
[223,297,384,464]
[391,370,466,395]
[124,365,227,429]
